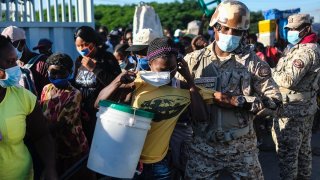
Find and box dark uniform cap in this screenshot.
[33,38,52,50]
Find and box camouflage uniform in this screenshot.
[182,1,282,179]
[271,14,320,179]
[184,41,282,179]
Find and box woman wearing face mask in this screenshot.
[0,35,57,179]
[40,53,93,179]
[73,26,121,144]
[95,37,210,179]
[1,26,50,97]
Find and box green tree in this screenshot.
[94,0,264,34]
[249,11,265,34]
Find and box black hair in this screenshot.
[114,43,130,56]
[248,33,257,42]
[124,28,132,36]
[255,42,265,53]
[0,35,13,58]
[124,28,133,40]
[74,26,104,47]
[99,26,109,34]
[0,35,12,50]
[46,53,73,72]
[163,27,173,36]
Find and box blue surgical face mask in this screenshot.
[15,40,23,60]
[0,66,22,88]
[137,57,150,71]
[287,30,302,45]
[49,77,70,88]
[15,48,23,60]
[48,72,71,88]
[216,32,241,52]
[119,61,127,69]
[77,45,94,57]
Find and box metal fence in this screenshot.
[0,0,93,23]
[0,0,94,59]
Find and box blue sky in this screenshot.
[94,0,320,22]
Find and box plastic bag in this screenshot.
[133,2,163,39]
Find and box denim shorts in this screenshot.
[133,157,171,180]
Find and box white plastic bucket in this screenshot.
[87,100,154,178]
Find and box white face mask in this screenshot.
[140,71,172,87]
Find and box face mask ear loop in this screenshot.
[84,44,95,57]
[298,27,308,39]
[16,40,21,50]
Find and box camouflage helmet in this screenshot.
[209,0,250,30]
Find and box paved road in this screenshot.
[259,132,320,180]
[218,131,320,180]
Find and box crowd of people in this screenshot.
[1,0,320,179]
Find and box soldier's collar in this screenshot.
[207,41,233,63]
[288,44,299,52]
[203,43,214,58]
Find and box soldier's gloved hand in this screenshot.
[213,92,240,108]
[254,108,276,120]
[237,96,263,113]
[261,97,282,110]
[261,98,276,110]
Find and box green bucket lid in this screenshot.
[99,100,154,119]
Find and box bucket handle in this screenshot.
[128,108,137,126]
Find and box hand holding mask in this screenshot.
[81,56,96,72]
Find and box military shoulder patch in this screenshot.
[258,66,271,77]
[293,59,304,68]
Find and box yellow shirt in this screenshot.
[0,86,36,180]
[132,74,215,164]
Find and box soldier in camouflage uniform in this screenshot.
[183,1,282,179]
[271,14,320,180]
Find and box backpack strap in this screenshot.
[20,67,38,96]
[23,54,45,69]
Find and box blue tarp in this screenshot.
[278,18,288,40]
[263,8,300,20]
[263,8,300,40]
